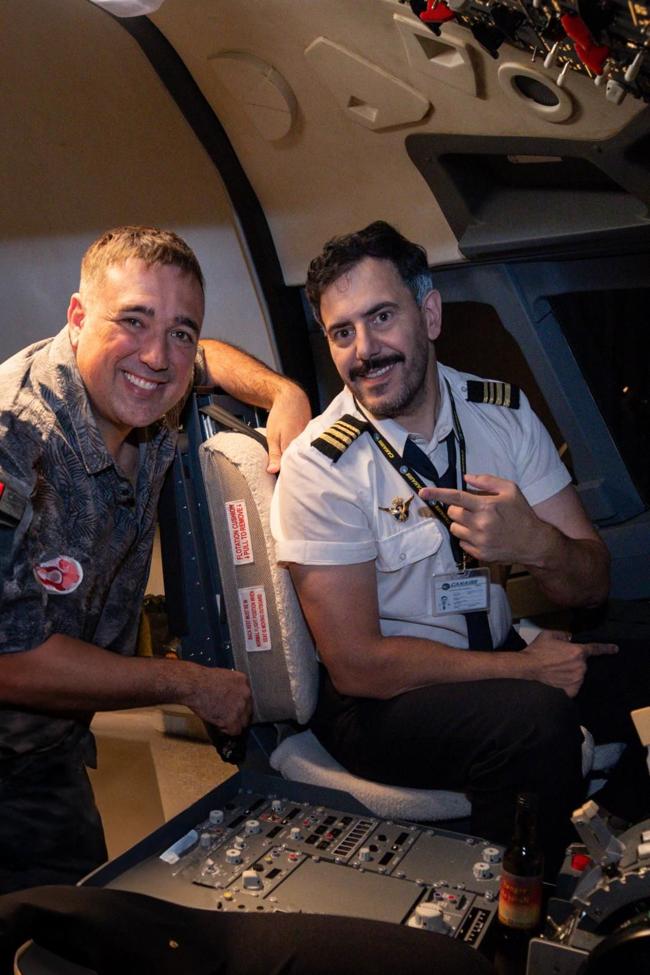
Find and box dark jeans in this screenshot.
[0,729,107,894]
[311,638,650,876]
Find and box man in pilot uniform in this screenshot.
[271,221,649,871]
[0,225,311,894]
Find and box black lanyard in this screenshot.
[356,380,471,571]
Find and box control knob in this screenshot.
[412,902,450,933]
[472,861,493,880]
[242,869,262,890]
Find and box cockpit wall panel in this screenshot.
[148,0,648,280]
[0,0,279,367]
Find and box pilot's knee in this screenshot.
[492,680,582,758]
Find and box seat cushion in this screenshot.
[271,727,609,821]
[200,431,318,724]
[270,729,472,821]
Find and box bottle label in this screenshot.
[498,869,542,929]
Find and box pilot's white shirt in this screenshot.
[271,362,571,649]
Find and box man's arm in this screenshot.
[421,478,610,608]
[0,635,252,735]
[289,560,616,700]
[199,340,311,473]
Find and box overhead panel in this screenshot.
[304,36,430,131]
[394,14,479,98]
[394,0,650,109]
[208,52,297,142]
[497,61,574,123]
[147,0,649,277]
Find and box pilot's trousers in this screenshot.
[311,640,650,876]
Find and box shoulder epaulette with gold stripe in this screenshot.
[311,414,369,462]
[466,380,520,409]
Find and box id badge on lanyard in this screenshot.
[433,566,491,615]
[358,382,491,618]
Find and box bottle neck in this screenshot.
[513,803,538,847]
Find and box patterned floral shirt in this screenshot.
[0,327,192,759]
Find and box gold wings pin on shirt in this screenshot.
[378,495,414,522]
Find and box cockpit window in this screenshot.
[549,289,650,506]
[436,300,569,464]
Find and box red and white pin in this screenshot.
[34,556,84,594]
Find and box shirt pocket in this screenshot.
[375,517,443,573]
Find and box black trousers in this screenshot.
[0,885,496,975]
[311,638,650,876]
[0,730,107,894]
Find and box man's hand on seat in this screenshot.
[519,631,618,697]
[198,339,311,474]
[183,667,252,735]
[265,383,312,474]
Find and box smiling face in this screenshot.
[67,257,204,459]
[320,257,442,436]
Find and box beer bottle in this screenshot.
[498,792,544,933]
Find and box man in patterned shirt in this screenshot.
[0,225,311,893]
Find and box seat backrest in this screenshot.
[199,429,318,726]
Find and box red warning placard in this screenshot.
[225,500,254,565]
[238,585,272,652]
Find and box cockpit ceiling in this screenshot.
[3,0,648,281]
[147,0,648,279]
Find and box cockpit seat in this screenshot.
[199,428,472,821]
[198,427,621,822]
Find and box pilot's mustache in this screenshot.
[351,354,404,380]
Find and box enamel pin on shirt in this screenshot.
[378,495,414,522]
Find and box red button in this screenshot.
[571,853,592,872]
[420,1,456,23]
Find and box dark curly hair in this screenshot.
[305,221,433,324]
